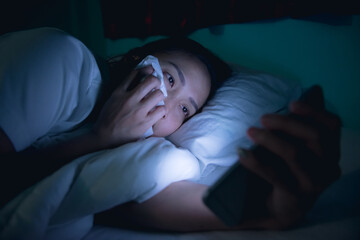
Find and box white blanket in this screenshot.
[0,138,200,240]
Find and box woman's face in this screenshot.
[151,51,211,137]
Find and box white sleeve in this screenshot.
[0,28,102,151]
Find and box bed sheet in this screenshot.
[84,127,360,240]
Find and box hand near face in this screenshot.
[93,66,166,148]
[241,86,342,229]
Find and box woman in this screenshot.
[0,27,341,231]
[0,27,230,205]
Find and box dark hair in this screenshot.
[107,37,231,104]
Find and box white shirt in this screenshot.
[0,27,102,151]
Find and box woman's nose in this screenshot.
[163,97,175,118]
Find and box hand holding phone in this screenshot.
[203,85,340,228]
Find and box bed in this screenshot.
[1,63,359,240]
[1,3,360,239]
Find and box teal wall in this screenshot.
[3,1,360,133]
[192,17,360,134]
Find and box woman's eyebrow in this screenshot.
[190,97,199,112]
[167,61,185,86]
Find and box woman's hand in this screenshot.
[93,66,166,148]
[241,86,342,229]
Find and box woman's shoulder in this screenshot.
[0,28,102,151]
[18,27,83,50]
[1,27,80,52]
[25,27,93,63]
[2,27,95,66]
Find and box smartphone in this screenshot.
[202,152,272,227]
[202,85,324,227]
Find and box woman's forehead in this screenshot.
[156,52,208,74]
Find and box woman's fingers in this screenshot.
[261,114,322,156]
[142,89,166,114]
[122,65,155,93]
[247,127,316,193]
[135,75,162,102]
[290,101,342,131]
[247,128,295,163]
[147,105,166,126]
[112,69,138,94]
[261,114,316,141]
[93,64,171,146]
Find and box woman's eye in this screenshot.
[181,105,189,116]
[166,73,174,87]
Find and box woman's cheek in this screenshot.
[152,115,182,137]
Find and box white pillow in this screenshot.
[168,66,302,184]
